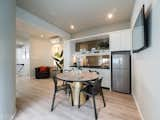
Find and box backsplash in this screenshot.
[72,54,110,68]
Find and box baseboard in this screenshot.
[10,109,16,120]
[132,94,144,120]
[0,111,16,120]
[102,87,110,90]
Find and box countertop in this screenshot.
[70,65,110,69]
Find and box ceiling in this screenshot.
[17,0,134,34]
[16,19,56,39]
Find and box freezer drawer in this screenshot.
[112,69,130,94]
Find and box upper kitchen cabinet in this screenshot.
[110,31,121,51]
[110,29,131,51]
[63,40,76,68]
[121,29,132,51]
[76,40,97,51]
[76,38,109,52]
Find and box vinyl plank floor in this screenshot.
[15,77,141,120]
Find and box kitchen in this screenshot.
[64,28,131,92]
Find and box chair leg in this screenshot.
[92,96,97,120]
[100,89,106,107]
[51,90,56,111]
[78,91,81,108]
[64,82,68,94]
[65,83,68,95]
[65,88,68,95]
[70,87,74,106]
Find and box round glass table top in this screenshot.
[56,71,99,82]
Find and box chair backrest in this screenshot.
[92,77,103,95]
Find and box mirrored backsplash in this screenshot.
[72,55,110,69]
[84,55,110,67]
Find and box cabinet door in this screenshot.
[64,41,75,68]
[110,31,121,51]
[64,41,71,68]
[100,70,111,89]
[121,29,131,50]
[82,68,111,89]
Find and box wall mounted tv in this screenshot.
[132,5,149,53]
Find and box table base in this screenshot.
[70,82,86,106]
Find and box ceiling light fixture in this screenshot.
[108,13,113,19]
[70,25,75,30]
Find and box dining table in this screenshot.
[56,70,99,105]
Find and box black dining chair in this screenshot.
[78,77,106,120]
[82,70,100,86]
[51,70,74,111]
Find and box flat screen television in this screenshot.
[132,5,148,53]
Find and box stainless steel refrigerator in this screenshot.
[111,51,131,94]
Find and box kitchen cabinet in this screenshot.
[94,69,110,89]
[121,29,131,50]
[110,31,121,51]
[75,39,109,51]
[70,67,111,89]
[100,69,111,88]
[110,29,131,51]
[64,41,76,69]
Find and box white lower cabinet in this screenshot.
[69,67,111,89]
[80,68,111,89]
[100,69,111,89]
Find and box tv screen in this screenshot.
[132,5,148,53]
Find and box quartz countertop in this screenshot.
[70,65,110,69]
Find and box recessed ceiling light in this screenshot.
[40,34,44,38]
[70,25,75,30]
[108,13,113,19]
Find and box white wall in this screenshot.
[30,37,63,77]
[131,0,160,120]
[0,0,16,120]
[71,21,130,38]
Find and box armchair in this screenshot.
[35,66,50,79]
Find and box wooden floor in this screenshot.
[15,77,141,120]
